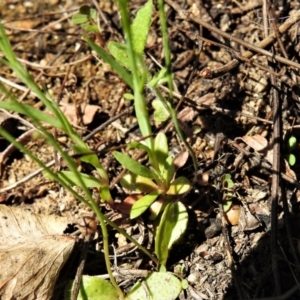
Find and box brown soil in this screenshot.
[1,0,300,299]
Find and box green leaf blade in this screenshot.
[72,13,89,24]
[127,271,182,300]
[64,275,119,300]
[120,173,158,193]
[288,136,297,151]
[287,153,296,166]
[152,99,170,122]
[58,171,102,188]
[0,101,63,130]
[155,202,188,266]
[108,41,130,69]
[166,177,191,195]
[113,151,158,179]
[85,37,133,89]
[130,191,160,219]
[130,0,153,55]
[154,132,169,170]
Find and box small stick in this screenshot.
[71,237,91,300]
[0,128,36,177]
[165,0,300,72]
[182,30,298,87]
[216,181,244,300]
[262,0,282,294]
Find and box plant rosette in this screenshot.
[113,132,191,266]
[113,132,191,219]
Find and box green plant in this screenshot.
[72,5,99,33]
[222,173,234,212]
[286,135,297,166]
[98,0,191,266]
[73,0,192,267]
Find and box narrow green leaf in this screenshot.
[89,8,97,20]
[82,24,99,33]
[155,202,188,266]
[154,132,169,170]
[108,41,130,69]
[128,141,150,153]
[130,191,160,219]
[113,151,158,179]
[127,271,182,300]
[128,141,156,165]
[223,200,232,213]
[181,279,189,289]
[130,0,153,54]
[155,203,175,265]
[72,13,89,24]
[85,37,133,89]
[152,99,170,122]
[166,177,191,195]
[159,265,167,273]
[73,145,109,184]
[148,68,168,88]
[58,171,102,188]
[0,101,63,129]
[168,202,188,249]
[123,93,134,100]
[163,156,175,187]
[99,185,112,202]
[120,173,158,193]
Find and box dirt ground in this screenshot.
[1,0,300,299]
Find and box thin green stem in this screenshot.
[154,88,198,177]
[104,216,159,265]
[117,0,155,159]
[156,0,198,177]
[90,206,125,298]
[157,0,173,103]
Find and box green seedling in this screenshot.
[77,0,192,266]
[222,173,235,212]
[72,5,99,33]
[113,132,190,266]
[286,135,297,166]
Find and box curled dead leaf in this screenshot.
[59,103,100,125]
[237,134,268,152]
[238,205,261,231]
[177,106,197,123]
[224,204,240,226]
[173,151,189,170]
[0,205,75,300]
